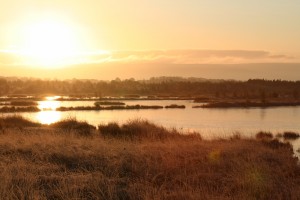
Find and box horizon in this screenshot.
[1,63,300,81]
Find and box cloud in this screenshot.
[84,50,295,64]
[0,49,296,66]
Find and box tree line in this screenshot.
[0,77,299,99]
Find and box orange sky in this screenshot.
[0,0,300,80]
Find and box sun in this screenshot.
[20,16,82,67]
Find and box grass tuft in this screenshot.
[50,117,96,136]
[98,119,200,141]
[0,115,40,130]
[283,131,300,140]
[256,131,273,140]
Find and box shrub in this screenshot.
[98,119,190,140]
[0,115,41,129]
[283,131,300,140]
[125,105,163,110]
[256,131,273,140]
[98,122,122,137]
[261,139,293,150]
[50,118,96,136]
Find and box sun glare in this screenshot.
[20,16,82,67]
[38,99,60,111]
[36,96,62,124]
[36,111,61,125]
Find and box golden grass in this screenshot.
[98,119,199,141]
[50,117,96,136]
[0,120,299,199]
[0,115,40,130]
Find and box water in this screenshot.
[6,98,300,158]
[17,99,299,136]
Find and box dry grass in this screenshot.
[50,117,96,136]
[283,132,300,140]
[0,120,299,199]
[0,115,40,130]
[256,131,273,140]
[98,119,198,141]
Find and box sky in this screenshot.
[0,0,300,80]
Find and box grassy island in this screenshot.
[195,101,300,108]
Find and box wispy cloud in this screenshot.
[0,49,296,66]
[103,50,295,64]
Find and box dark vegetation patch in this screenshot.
[276,131,300,140]
[0,106,40,113]
[197,101,300,108]
[165,104,186,109]
[10,101,38,106]
[57,105,163,111]
[94,101,126,106]
[261,139,293,150]
[256,131,273,140]
[282,132,300,140]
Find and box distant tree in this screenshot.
[272,92,279,98]
[232,91,238,98]
[260,90,266,103]
[293,90,299,100]
[114,77,121,82]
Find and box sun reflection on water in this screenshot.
[39,101,60,111]
[36,111,61,124]
[36,96,62,124]
[45,96,61,101]
[38,96,61,111]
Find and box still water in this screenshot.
[17,99,299,136]
[12,98,300,157]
